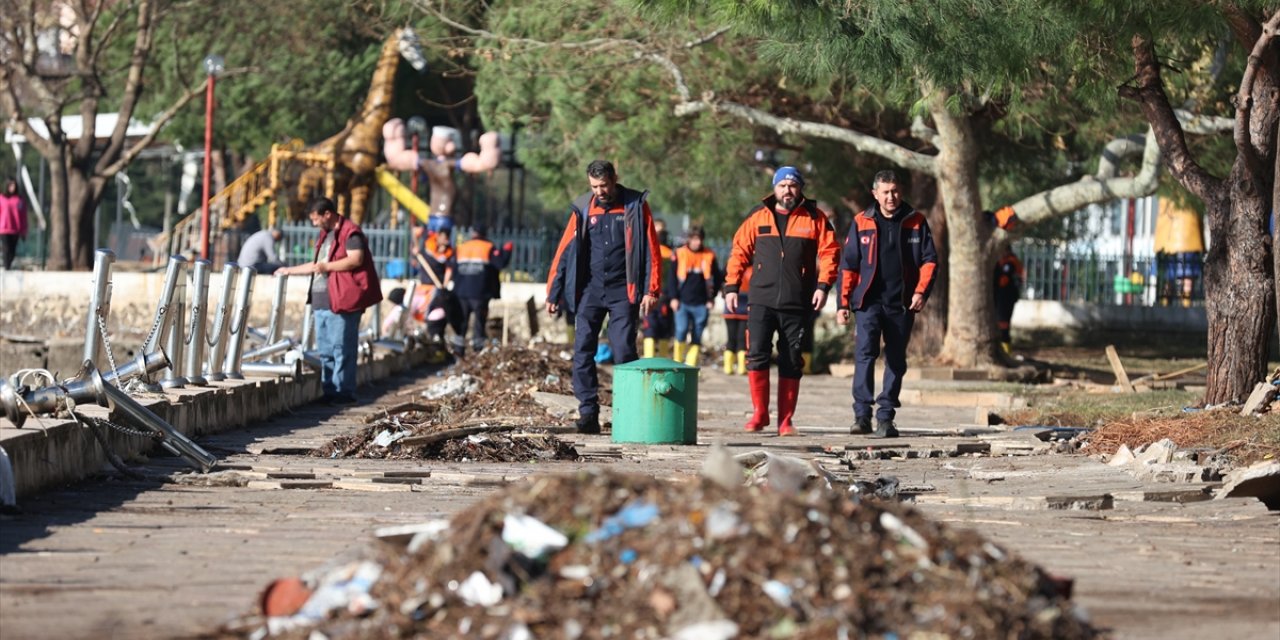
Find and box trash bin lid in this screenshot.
[614,357,698,372]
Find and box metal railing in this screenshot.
[1015,241,1204,307]
[280,223,559,282]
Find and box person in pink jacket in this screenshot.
[0,179,29,270]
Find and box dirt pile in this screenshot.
[251,469,1096,639]
[310,346,592,462]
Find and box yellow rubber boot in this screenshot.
[802,352,813,375]
[684,344,701,367]
[643,337,656,359]
[736,351,747,375]
[723,351,735,374]
[673,341,686,363]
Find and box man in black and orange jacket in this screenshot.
[836,170,938,438]
[451,224,512,355]
[724,166,840,436]
[546,160,661,434]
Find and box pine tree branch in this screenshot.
[1120,33,1222,202]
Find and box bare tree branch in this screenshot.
[1120,33,1222,201]
[1014,128,1160,224]
[674,97,938,175]
[95,0,154,174]
[1234,10,1280,184]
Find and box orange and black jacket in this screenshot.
[724,196,840,310]
[667,245,722,306]
[994,251,1024,296]
[452,237,511,300]
[546,185,661,314]
[838,203,938,311]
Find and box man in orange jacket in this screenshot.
[836,170,938,438]
[724,167,840,436]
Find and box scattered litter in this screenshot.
[502,513,568,559]
[421,374,480,400]
[851,476,901,501]
[236,469,1098,639]
[371,429,408,448]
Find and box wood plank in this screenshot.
[1105,345,1134,392]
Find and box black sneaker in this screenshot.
[852,415,873,435]
[873,419,899,439]
[575,413,601,435]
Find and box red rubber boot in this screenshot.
[777,376,800,436]
[744,370,771,432]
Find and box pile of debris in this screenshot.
[310,346,593,463]
[242,467,1096,639]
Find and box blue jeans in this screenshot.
[674,303,710,345]
[853,303,915,421]
[314,308,362,400]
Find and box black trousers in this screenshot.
[572,293,639,417]
[995,290,1018,342]
[724,318,747,351]
[746,304,810,378]
[0,234,18,269]
[459,297,490,349]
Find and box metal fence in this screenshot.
[1015,241,1204,307]
[280,223,560,282]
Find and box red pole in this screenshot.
[199,72,216,260]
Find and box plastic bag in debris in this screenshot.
[372,429,408,448]
[456,571,503,606]
[583,500,660,543]
[851,476,901,501]
[734,451,831,494]
[501,513,568,559]
[422,374,480,400]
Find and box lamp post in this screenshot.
[199,54,225,261]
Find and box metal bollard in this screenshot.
[183,259,212,386]
[159,273,188,389]
[83,249,116,366]
[300,303,315,351]
[241,338,294,362]
[265,276,288,345]
[241,360,302,378]
[0,354,168,428]
[205,263,238,382]
[221,266,255,380]
[369,303,382,341]
[143,256,187,355]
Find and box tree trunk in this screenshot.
[930,97,1000,368]
[67,168,101,270]
[909,176,947,359]
[1203,163,1276,405]
[46,152,72,270]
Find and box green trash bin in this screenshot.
[611,358,698,444]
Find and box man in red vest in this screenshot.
[277,197,383,405]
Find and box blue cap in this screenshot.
[772,166,804,188]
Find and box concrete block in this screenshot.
[1216,461,1280,510]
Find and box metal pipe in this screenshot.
[245,327,269,346]
[284,348,322,370]
[265,275,288,344]
[240,361,301,378]
[222,266,255,379]
[101,350,170,387]
[299,303,315,350]
[368,303,382,341]
[372,338,408,354]
[205,262,237,382]
[183,259,212,386]
[99,375,217,472]
[143,256,187,355]
[242,338,294,362]
[83,249,116,365]
[159,273,188,389]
